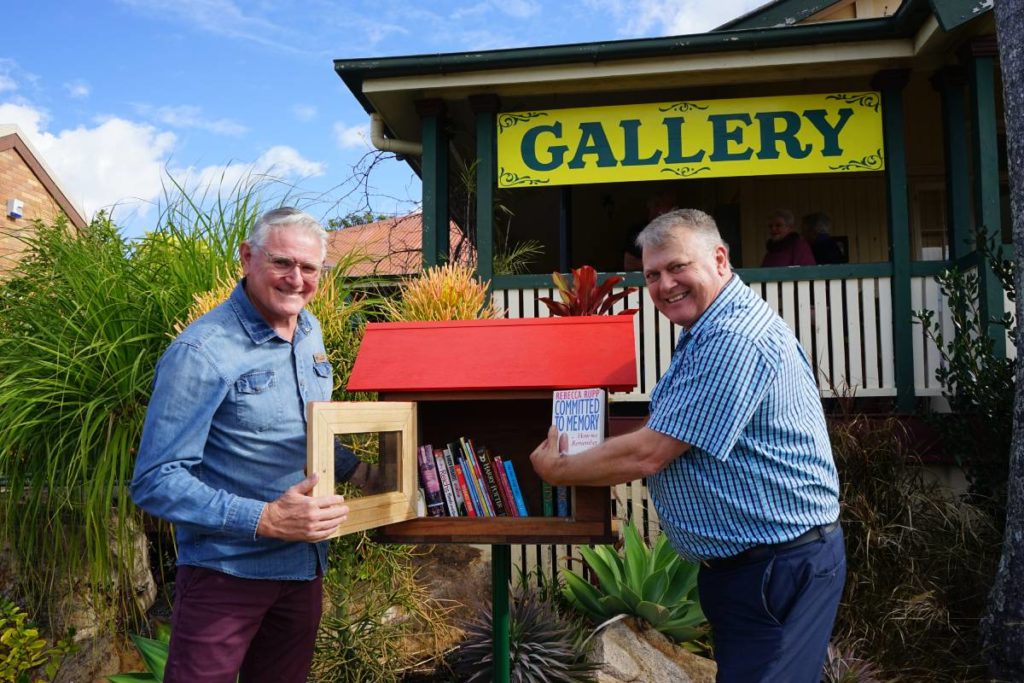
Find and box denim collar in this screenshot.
[229,279,313,345]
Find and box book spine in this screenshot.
[476,447,508,516]
[491,456,518,517]
[433,448,459,517]
[556,485,570,517]
[417,445,445,517]
[503,459,529,517]
[442,447,466,516]
[542,482,554,517]
[458,452,485,516]
[453,463,477,517]
[460,438,495,516]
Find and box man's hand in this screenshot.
[257,474,349,542]
[349,462,386,495]
[530,425,566,485]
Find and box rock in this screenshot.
[589,618,717,683]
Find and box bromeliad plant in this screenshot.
[539,265,637,317]
[561,520,707,649]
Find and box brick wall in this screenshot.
[0,146,66,272]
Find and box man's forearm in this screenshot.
[545,428,687,487]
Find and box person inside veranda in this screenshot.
[761,208,817,267]
[131,207,378,683]
[531,208,845,682]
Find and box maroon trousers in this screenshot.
[164,565,323,683]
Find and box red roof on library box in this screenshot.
[347,316,637,393]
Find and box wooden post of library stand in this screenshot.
[324,316,637,683]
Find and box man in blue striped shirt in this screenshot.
[531,208,844,682]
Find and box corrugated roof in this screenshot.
[325,213,475,276]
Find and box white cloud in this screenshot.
[582,0,764,35]
[115,0,306,54]
[0,59,17,93]
[0,102,175,222]
[135,104,247,136]
[292,104,317,122]
[64,80,91,98]
[180,145,325,195]
[333,121,370,150]
[0,101,323,232]
[498,0,541,18]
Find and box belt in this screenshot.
[701,520,841,571]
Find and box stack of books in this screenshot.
[417,437,529,517]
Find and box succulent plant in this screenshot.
[538,265,638,317]
[561,520,708,648]
[450,583,599,682]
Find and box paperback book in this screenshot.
[551,388,606,517]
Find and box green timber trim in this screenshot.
[334,0,937,105]
[876,70,914,411]
[472,96,499,285]
[933,67,973,260]
[716,0,844,31]
[968,45,1006,358]
[418,100,449,268]
[492,261,950,290]
[492,544,511,683]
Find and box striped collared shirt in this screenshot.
[647,275,839,562]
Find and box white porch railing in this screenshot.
[493,273,955,401]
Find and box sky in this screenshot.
[2,0,767,237]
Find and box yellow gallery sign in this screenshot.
[496,92,884,188]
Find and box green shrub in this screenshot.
[0,598,75,682]
[914,237,1015,524]
[310,537,458,683]
[561,520,707,651]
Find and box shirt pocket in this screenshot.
[234,369,283,433]
[313,361,333,400]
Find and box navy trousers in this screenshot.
[698,526,845,683]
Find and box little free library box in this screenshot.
[306,315,637,545]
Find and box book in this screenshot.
[459,438,496,516]
[453,462,478,517]
[452,441,488,516]
[542,482,554,517]
[433,448,459,516]
[492,456,518,517]
[476,446,509,517]
[502,458,529,517]
[552,388,607,518]
[417,445,446,517]
[442,446,467,516]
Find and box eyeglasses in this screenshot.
[261,250,325,281]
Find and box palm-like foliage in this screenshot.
[561,520,707,648]
[538,266,637,317]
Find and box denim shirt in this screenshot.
[130,281,359,580]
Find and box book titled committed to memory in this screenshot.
[551,388,606,516]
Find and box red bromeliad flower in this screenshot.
[538,265,639,316]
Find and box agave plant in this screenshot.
[561,520,707,648]
[538,265,637,317]
[107,624,171,682]
[450,582,599,683]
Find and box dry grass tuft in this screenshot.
[384,263,499,322]
[831,415,1001,681]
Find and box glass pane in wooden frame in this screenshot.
[306,401,418,539]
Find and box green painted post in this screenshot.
[873,69,914,413]
[492,544,511,683]
[931,67,972,260]
[471,95,499,286]
[966,38,1006,358]
[417,99,449,269]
